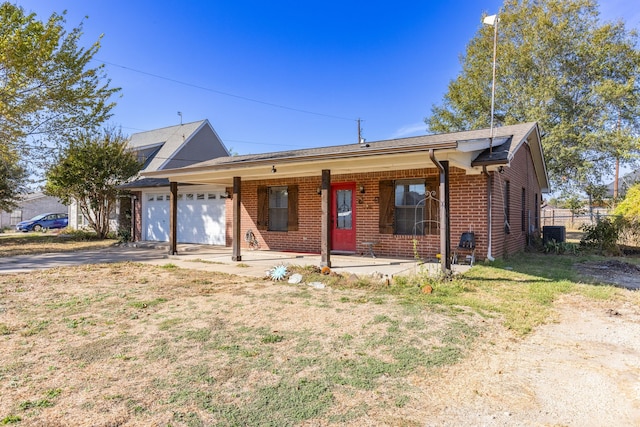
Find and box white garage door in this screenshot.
[143,191,226,245]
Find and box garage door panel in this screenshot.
[144,203,169,242]
[143,191,225,245]
[177,201,225,245]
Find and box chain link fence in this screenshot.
[541,208,613,230]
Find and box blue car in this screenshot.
[16,213,69,232]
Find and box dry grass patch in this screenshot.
[0,232,115,257]
[0,262,483,426]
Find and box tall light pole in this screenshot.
[483,13,499,155]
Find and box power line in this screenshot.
[94,58,356,122]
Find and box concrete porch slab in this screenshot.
[154,246,473,279]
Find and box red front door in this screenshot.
[331,183,356,252]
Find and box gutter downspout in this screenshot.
[429,149,450,275]
[483,166,495,261]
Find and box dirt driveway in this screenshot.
[422,294,640,426]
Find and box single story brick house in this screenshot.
[143,122,549,267]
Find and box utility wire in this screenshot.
[94,58,356,122]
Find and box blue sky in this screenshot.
[14,0,640,156]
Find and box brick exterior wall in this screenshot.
[223,145,542,260]
[490,144,542,258]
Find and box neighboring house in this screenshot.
[606,169,640,198]
[116,119,230,244]
[0,192,67,230]
[143,122,549,263]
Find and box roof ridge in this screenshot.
[131,119,206,137]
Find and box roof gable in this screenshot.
[128,120,229,172]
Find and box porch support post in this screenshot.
[429,150,450,274]
[442,161,451,271]
[320,169,331,267]
[232,176,242,262]
[169,181,178,255]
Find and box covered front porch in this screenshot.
[142,123,545,268]
[134,243,473,279]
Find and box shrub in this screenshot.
[58,227,102,241]
[543,240,577,255]
[618,217,640,247]
[117,227,132,243]
[579,216,622,255]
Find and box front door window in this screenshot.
[336,189,352,230]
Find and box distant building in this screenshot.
[606,170,640,198]
[0,193,67,230]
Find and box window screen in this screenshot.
[268,186,288,231]
[394,180,427,235]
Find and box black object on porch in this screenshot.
[453,232,476,266]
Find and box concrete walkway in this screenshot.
[0,243,471,278]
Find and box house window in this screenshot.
[186,194,194,200]
[534,193,539,230]
[197,193,205,200]
[268,186,288,231]
[77,212,89,228]
[208,193,217,200]
[147,194,155,201]
[257,185,299,232]
[156,195,163,201]
[504,181,511,234]
[10,210,22,225]
[394,180,427,235]
[521,188,526,232]
[379,179,438,235]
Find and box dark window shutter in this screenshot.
[287,185,299,231]
[379,180,394,234]
[257,186,268,230]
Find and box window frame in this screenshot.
[521,187,526,232]
[268,186,289,232]
[504,180,511,234]
[10,210,22,225]
[257,185,299,232]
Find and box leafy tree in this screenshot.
[0,2,119,207]
[0,142,25,211]
[44,128,141,239]
[426,0,640,192]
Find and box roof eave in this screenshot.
[143,141,459,179]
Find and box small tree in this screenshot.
[45,128,141,238]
